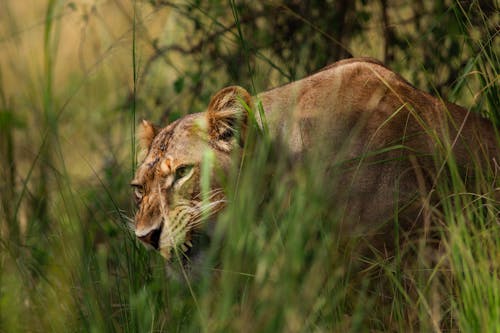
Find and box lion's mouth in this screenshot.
[179,230,211,268]
[160,229,211,268]
[151,223,163,251]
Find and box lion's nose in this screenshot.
[136,225,163,250]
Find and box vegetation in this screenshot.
[0,0,498,331]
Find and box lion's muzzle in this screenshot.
[136,223,163,250]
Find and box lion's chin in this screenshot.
[159,230,213,281]
[158,243,192,262]
[159,246,173,260]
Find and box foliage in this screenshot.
[0,0,498,332]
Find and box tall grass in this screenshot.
[0,1,498,332]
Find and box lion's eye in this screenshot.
[134,187,143,199]
[174,165,193,181]
[131,184,144,204]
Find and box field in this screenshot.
[0,1,499,332]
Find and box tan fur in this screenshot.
[131,58,498,261]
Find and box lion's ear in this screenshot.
[138,120,159,151]
[207,86,251,145]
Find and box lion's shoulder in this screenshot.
[316,57,385,72]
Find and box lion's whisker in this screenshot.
[123,216,135,232]
[193,188,225,201]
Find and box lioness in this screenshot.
[131,58,498,266]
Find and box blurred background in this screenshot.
[0,0,498,332]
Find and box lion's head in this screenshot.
[130,86,251,264]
